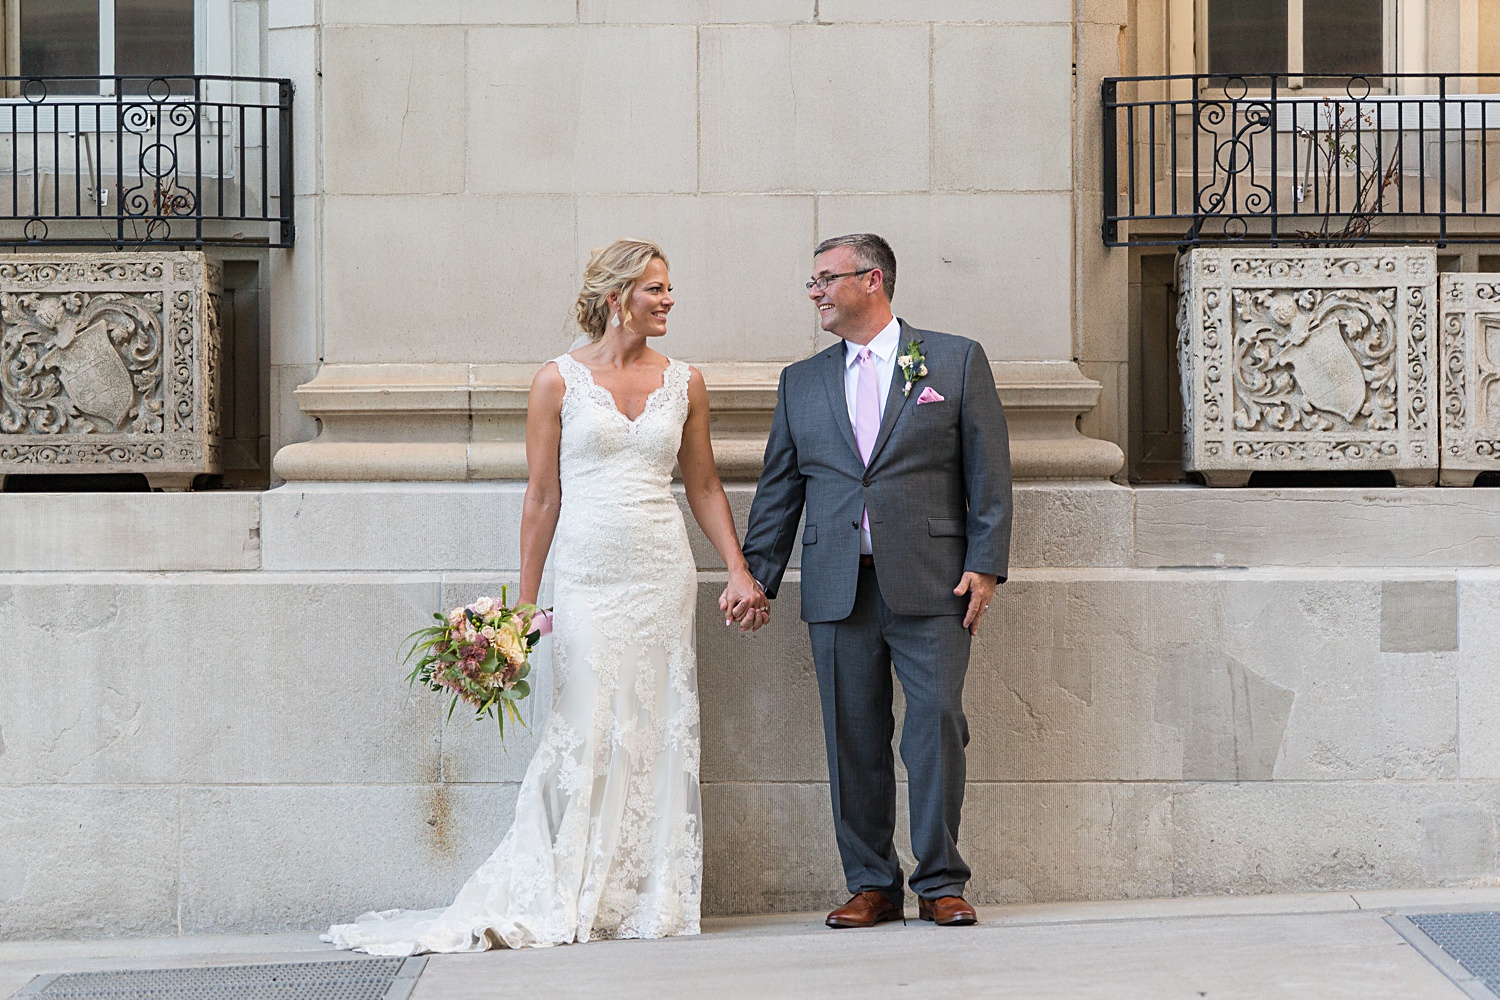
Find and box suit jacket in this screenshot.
[742,320,1013,623]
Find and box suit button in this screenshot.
[861,477,871,487]
[852,520,860,528]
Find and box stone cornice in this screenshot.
[273,360,1124,482]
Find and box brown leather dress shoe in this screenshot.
[826,891,904,928]
[918,895,977,926]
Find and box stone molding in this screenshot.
[0,481,1132,573]
[1177,247,1439,487]
[22,482,1500,573]
[0,252,223,490]
[1438,274,1500,486]
[271,359,1124,482]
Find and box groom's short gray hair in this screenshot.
[814,233,896,302]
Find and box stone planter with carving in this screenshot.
[1176,247,1438,487]
[1438,274,1500,486]
[0,252,222,490]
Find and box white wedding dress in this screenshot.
[324,354,702,954]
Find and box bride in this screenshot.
[325,239,769,954]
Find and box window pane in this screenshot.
[20,0,101,95]
[1207,0,1288,79]
[117,0,195,95]
[1304,0,1383,85]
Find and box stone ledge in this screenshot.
[272,359,1125,483]
[0,492,261,572]
[259,481,1135,572]
[1136,486,1500,568]
[260,482,524,571]
[13,483,1500,573]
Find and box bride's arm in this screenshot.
[520,363,566,609]
[678,366,768,630]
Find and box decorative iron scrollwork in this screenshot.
[120,84,199,242]
[1101,72,1497,248]
[0,73,292,247]
[1190,88,1274,243]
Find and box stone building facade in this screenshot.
[5,0,1500,939]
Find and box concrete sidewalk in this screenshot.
[6,888,1500,999]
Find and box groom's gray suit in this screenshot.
[742,319,1012,903]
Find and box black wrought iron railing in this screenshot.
[1103,73,1500,247]
[0,75,293,248]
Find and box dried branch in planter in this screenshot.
[1293,97,1403,246]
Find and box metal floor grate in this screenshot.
[1387,911,1500,1000]
[14,957,426,1000]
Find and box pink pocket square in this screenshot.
[916,386,945,404]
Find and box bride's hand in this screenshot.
[722,572,769,633]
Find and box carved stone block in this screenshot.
[1176,247,1438,487]
[1438,275,1500,486]
[0,252,222,490]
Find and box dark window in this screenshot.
[117,0,196,94]
[1207,0,1288,78]
[18,1,195,96]
[1206,0,1384,85]
[1304,0,1384,85]
[20,0,101,95]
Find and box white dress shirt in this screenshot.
[843,316,902,555]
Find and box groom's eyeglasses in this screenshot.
[805,269,873,292]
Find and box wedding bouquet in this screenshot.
[402,587,544,737]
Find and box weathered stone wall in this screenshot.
[5,484,1500,938]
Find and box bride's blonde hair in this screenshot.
[573,239,669,341]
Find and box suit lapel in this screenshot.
[865,322,921,470]
[820,343,862,464]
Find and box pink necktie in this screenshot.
[855,348,880,540]
[855,348,879,463]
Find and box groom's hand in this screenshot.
[954,572,998,636]
[739,593,770,633]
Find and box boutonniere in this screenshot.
[896,340,928,397]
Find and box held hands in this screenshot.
[954,571,998,636]
[719,570,770,633]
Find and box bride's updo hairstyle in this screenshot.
[573,239,670,341]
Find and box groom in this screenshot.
[738,233,1012,928]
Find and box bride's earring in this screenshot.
[611,313,621,328]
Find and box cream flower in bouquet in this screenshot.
[402,586,547,739]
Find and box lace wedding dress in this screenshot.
[324,354,702,954]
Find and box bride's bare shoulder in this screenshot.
[530,360,566,404]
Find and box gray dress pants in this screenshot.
[807,563,973,903]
